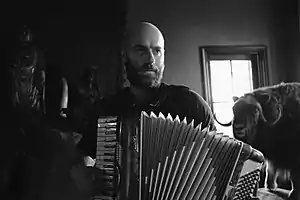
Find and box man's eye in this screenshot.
[154,49,162,56]
[136,49,146,55]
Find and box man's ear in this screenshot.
[121,49,131,88]
[121,48,127,65]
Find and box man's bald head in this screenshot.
[123,22,165,88]
[124,22,165,50]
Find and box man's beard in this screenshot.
[125,60,164,88]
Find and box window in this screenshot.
[210,60,253,136]
[199,46,269,137]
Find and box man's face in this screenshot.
[124,28,165,88]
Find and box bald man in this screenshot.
[78,22,217,197]
[93,22,216,126]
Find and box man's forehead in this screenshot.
[131,39,164,49]
[126,22,165,49]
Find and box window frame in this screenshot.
[199,45,269,114]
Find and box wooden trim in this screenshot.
[208,54,251,60]
[199,45,269,116]
[200,45,267,55]
[200,48,214,111]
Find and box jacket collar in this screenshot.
[126,82,169,109]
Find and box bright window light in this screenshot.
[210,60,253,137]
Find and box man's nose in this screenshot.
[145,50,155,64]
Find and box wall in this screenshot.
[127,0,300,95]
[3,0,127,96]
[4,0,299,98]
[295,0,300,79]
[278,0,300,81]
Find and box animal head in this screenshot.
[232,89,283,144]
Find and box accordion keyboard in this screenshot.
[94,116,121,200]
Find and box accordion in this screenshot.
[94,111,264,200]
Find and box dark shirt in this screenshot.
[101,82,215,127]
[80,82,216,157]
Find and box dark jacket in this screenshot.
[80,82,216,157]
[100,83,215,128]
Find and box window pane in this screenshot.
[213,102,234,137]
[209,59,254,138]
[210,60,232,102]
[231,60,253,97]
[213,102,234,123]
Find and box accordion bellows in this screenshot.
[95,111,264,200]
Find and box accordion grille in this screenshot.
[139,111,263,200]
